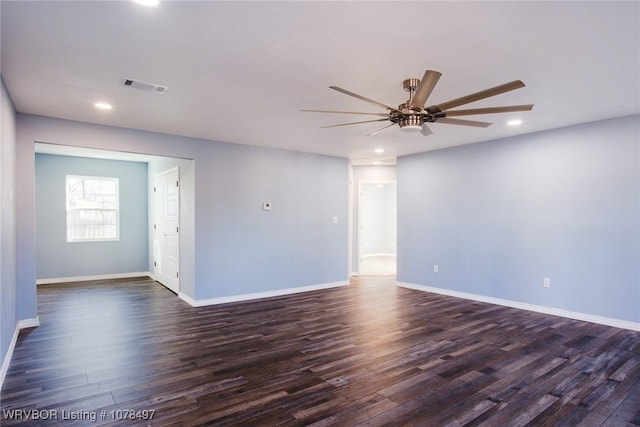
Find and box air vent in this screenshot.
[122,78,168,94]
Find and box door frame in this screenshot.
[153,166,180,293]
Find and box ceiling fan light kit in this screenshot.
[398,113,423,132]
[302,69,533,137]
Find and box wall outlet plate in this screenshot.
[543,277,551,288]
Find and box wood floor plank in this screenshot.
[1,276,639,426]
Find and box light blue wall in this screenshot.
[1,78,18,375]
[200,142,348,298]
[35,154,148,279]
[15,114,349,318]
[398,115,640,324]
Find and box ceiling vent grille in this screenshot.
[122,78,168,94]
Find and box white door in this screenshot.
[154,167,180,293]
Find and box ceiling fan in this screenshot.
[302,70,533,136]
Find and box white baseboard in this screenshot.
[36,271,152,285]
[180,280,349,307]
[178,292,196,306]
[18,318,40,329]
[361,253,397,258]
[1,317,40,389]
[397,282,640,332]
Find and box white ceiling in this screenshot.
[2,1,638,164]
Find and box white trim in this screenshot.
[179,280,349,307]
[397,282,640,332]
[361,253,397,259]
[348,161,354,280]
[66,174,120,242]
[36,271,151,285]
[18,318,41,329]
[153,166,180,294]
[178,292,196,306]
[0,326,20,387]
[1,317,40,389]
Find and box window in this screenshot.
[66,175,119,242]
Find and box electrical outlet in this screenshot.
[433,264,439,273]
[543,277,551,288]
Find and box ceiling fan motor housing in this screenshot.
[403,78,421,92]
[393,102,427,129]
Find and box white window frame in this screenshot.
[66,175,120,242]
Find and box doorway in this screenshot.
[153,167,180,293]
[358,181,397,276]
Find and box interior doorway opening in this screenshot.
[358,181,397,276]
[33,143,194,297]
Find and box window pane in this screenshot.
[66,175,119,241]
[67,209,118,240]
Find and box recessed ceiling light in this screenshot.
[133,0,159,6]
[508,119,522,126]
[94,102,113,110]
[374,148,385,154]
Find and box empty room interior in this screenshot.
[1,1,639,425]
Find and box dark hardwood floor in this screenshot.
[1,276,639,426]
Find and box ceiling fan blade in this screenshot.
[367,123,396,136]
[301,109,389,117]
[427,80,526,113]
[421,124,433,136]
[436,117,492,128]
[319,118,390,129]
[329,86,402,113]
[409,70,442,110]
[443,104,534,117]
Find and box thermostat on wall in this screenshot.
[263,202,272,211]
